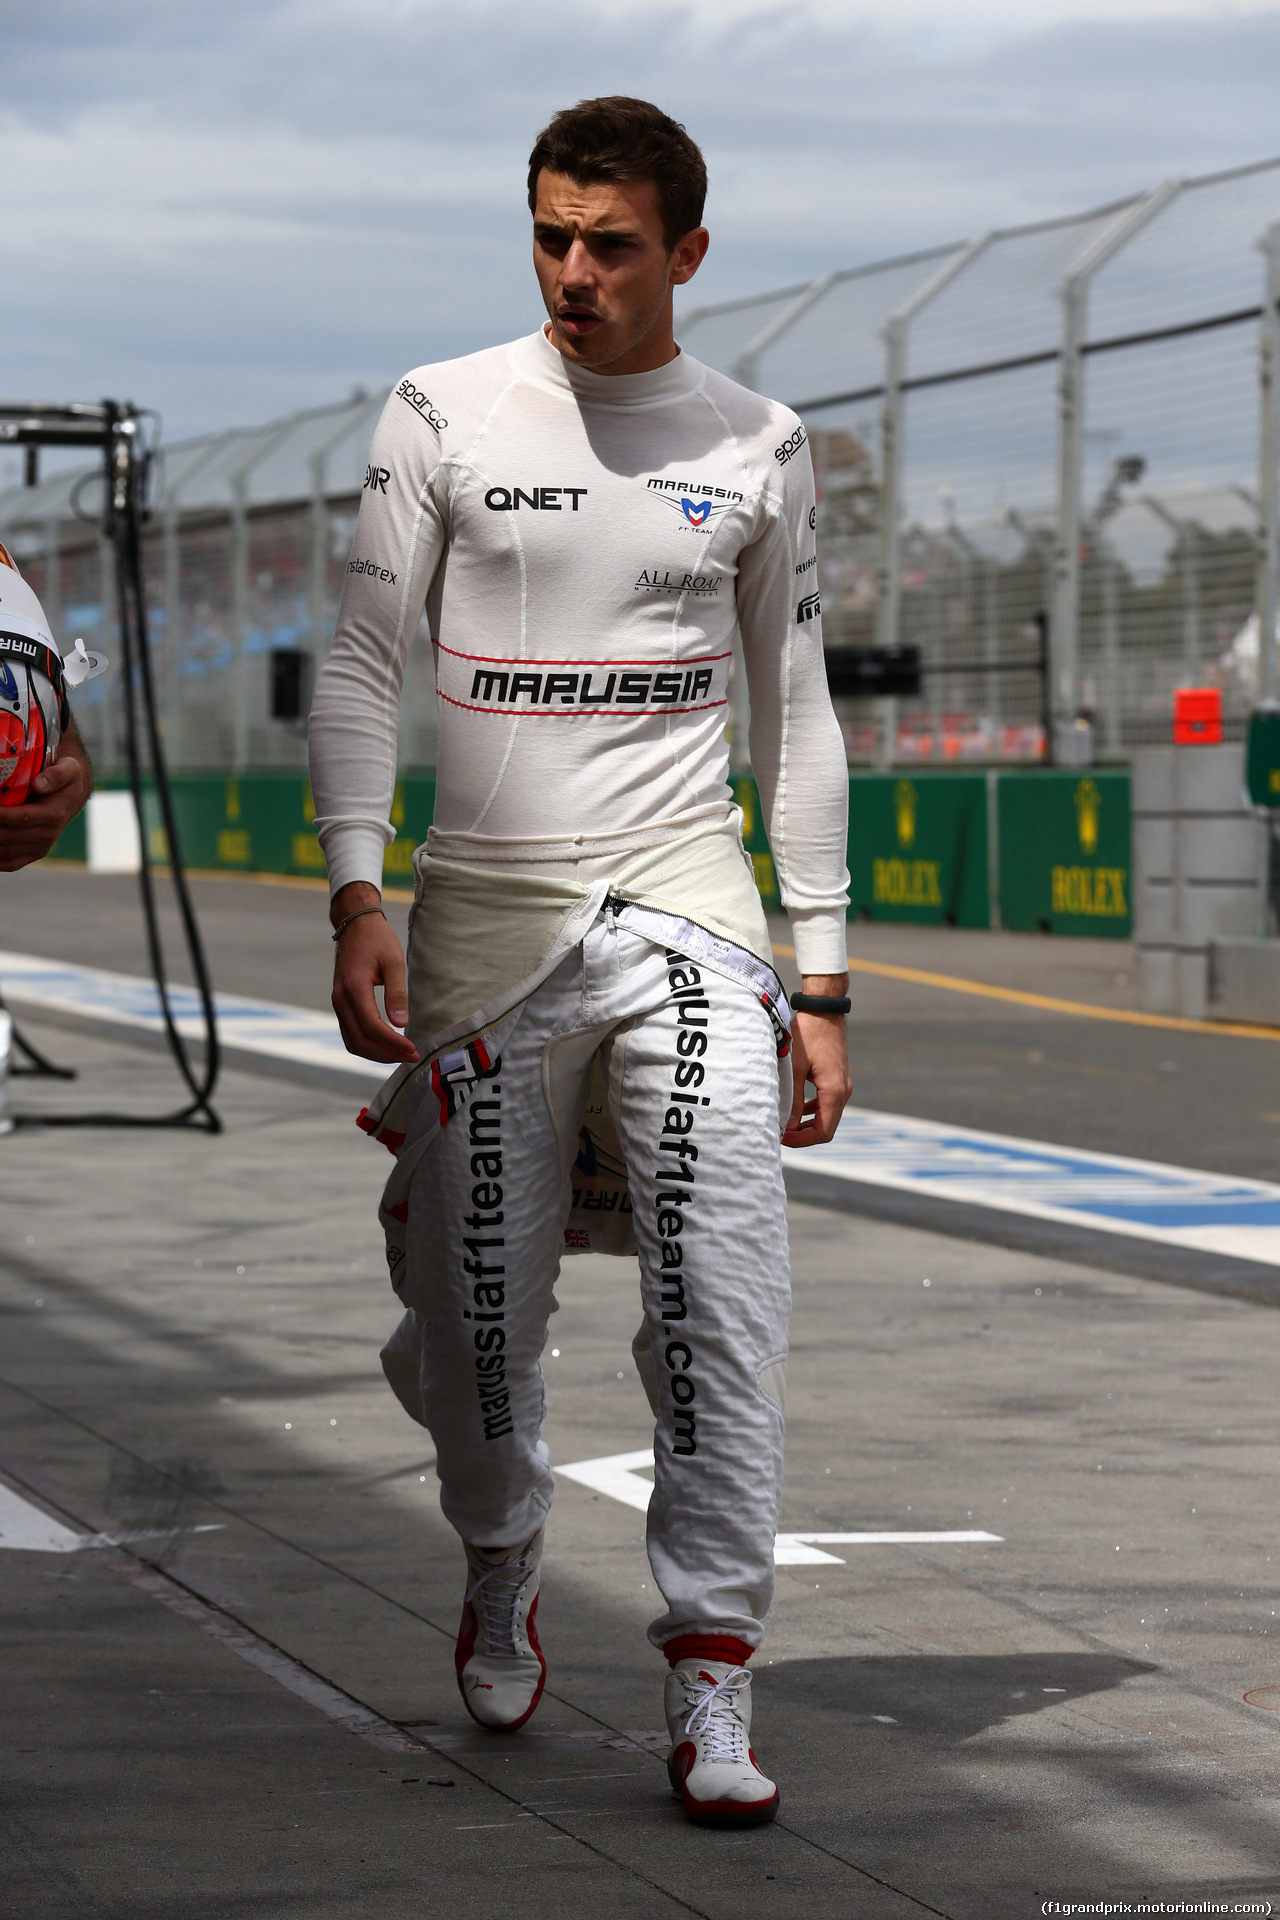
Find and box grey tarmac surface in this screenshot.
[4,1016,1280,1918]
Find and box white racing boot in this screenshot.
[454,1528,546,1731]
[665,1659,779,1826]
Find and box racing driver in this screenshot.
[308,96,852,1827]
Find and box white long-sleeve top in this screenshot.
[308,327,851,973]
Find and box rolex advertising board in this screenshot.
[47,772,437,883]
[997,770,1130,937]
[847,772,989,926]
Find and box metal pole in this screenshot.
[1052,181,1182,754]
[1256,221,1280,704]
[309,450,327,664]
[1183,525,1200,677]
[231,475,248,771]
[163,505,181,765]
[876,234,995,654]
[1101,541,1119,755]
[731,271,840,393]
[1143,494,1201,681]
[1052,274,1085,750]
[876,314,906,653]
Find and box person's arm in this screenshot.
[736,421,852,1147]
[0,714,91,873]
[308,380,446,1062]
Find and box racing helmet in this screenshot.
[0,540,105,807]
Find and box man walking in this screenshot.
[309,96,852,1826]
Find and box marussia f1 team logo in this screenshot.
[645,476,743,533]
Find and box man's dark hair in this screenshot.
[527,97,707,252]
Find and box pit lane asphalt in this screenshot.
[5,1022,1280,1915]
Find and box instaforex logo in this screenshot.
[645,477,742,532]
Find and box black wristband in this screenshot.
[790,992,851,1015]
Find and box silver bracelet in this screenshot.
[331,904,386,943]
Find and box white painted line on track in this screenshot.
[0,949,385,1092]
[798,1106,1280,1268]
[0,1480,82,1551]
[556,1450,1002,1564]
[0,1480,226,1553]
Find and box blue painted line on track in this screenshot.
[797,1108,1280,1268]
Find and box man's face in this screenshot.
[532,170,708,375]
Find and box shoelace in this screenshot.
[465,1553,533,1658]
[681,1665,752,1762]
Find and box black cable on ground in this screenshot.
[5,400,222,1132]
[1,996,77,1079]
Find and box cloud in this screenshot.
[5,0,1280,444]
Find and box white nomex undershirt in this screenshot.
[308,327,851,973]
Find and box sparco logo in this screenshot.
[775,425,807,466]
[797,591,821,623]
[348,557,398,585]
[484,487,588,511]
[635,569,721,598]
[364,465,389,494]
[395,379,448,431]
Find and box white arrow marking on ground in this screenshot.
[555,1450,1002,1565]
[0,1482,225,1554]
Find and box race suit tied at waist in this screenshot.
[358,811,790,1264]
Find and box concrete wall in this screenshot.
[1133,745,1265,1018]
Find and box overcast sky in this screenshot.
[6,0,1280,456]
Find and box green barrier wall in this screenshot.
[847,771,989,926]
[48,771,437,884]
[46,765,1130,938]
[997,769,1130,938]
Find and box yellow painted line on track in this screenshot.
[771,943,1280,1044]
[39,860,416,902]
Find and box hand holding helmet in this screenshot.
[0,542,103,870]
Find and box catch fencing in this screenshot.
[5,155,1280,777]
[680,156,1280,764]
[0,392,439,781]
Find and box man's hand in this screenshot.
[782,971,852,1150]
[0,722,91,873]
[330,880,419,1065]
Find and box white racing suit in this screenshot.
[371,901,792,1652]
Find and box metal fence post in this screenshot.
[875,313,906,654]
[163,503,181,765]
[875,235,994,654]
[1256,221,1280,704]
[730,272,840,394]
[230,473,249,771]
[1052,182,1182,754]
[309,451,328,666]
